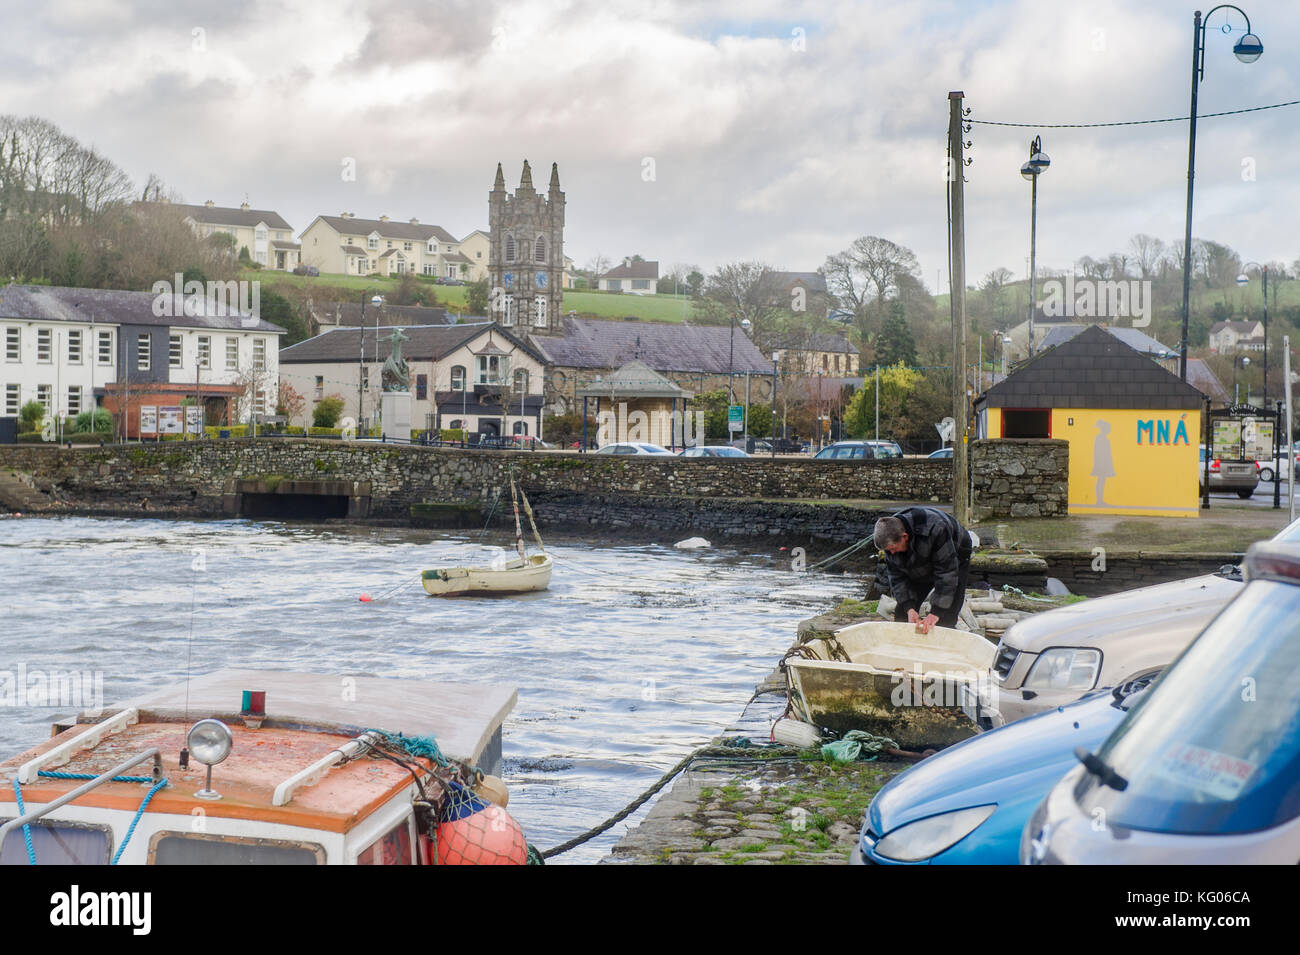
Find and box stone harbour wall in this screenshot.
[0,439,953,518]
[970,438,1069,519]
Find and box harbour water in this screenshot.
[0,516,856,864]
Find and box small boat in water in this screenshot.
[422,474,552,598]
[422,552,553,596]
[784,621,996,750]
[0,669,526,865]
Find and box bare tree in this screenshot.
[586,253,611,280]
[697,261,784,349]
[1129,234,1166,280]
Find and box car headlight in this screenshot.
[1023,648,1101,691]
[874,805,996,862]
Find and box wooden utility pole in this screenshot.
[949,91,970,525]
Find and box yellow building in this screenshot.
[974,325,1206,518]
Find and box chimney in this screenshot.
[341,212,353,219]
[409,217,419,225]
[240,201,250,211]
[204,200,215,208]
[380,215,390,222]
[623,257,631,267]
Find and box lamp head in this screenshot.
[371,295,383,307]
[1233,33,1263,64]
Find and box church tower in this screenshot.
[488,160,565,332]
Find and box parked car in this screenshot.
[851,678,1153,865]
[593,442,674,455]
[679,445,749,458]
[1024,540,1300,864]
[1198,444,1259,498]
[1258,447,1300,483]
[928,447,953,460]
[972,514,1300,729]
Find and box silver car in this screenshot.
[970,515,1300,728]
[1023,540,1300,864]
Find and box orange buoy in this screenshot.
[435,786,528,865]
[359,593,372,602]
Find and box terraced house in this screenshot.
[298,214,475,279]
[174,200,301,271]
[0,284,285,438]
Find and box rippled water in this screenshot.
[0,516,856,864]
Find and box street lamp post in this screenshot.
[770,352,780,459]
[1000,334,1012,378]
[1234,355,1251,405]
[357,291,383,433]
[1237,265,1269,403]
[1179,6,1263,381]
[1021,137,1050,357]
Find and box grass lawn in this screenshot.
[246,270,702,322]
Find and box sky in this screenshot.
[6,0,1299,292]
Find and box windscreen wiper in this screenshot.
[1075,747,1128,791]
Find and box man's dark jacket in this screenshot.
[882,507,972,611]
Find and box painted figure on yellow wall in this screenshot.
[1092,420,1115,504]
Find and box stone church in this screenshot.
[488,161,565,332]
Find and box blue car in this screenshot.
[850,679,1151,865]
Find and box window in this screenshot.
[416,374,427,401]
[476,251,482,259]
[36,383,51,412]
[506,234,516,262]
[5,383,18,415]
[445,245,452,252]
[67,330,82,363]
[357,817,415,866]
[314,375,324,399]
[97,330,112,364]
[534,295,547,328]
[1001,409,1051,439]
[37,328,51,363]
[361,367,370,391]
[67,385,81,416]
[138,334,151,370]
[502,295,516,326]
[822,354,828,371]
[476,355,501,385]
[632,279,648,290]
[253,338,266,371]
[255,388,268,415]
[403,241,412,251]
[169,334,182,368]
[513,421,528,435]
[0,822,110,865]
[534,236,546,262]
[5,327,18,362]
[368,236,379,250]
[197,336,211,369]
[607,279,622,291]
[150,833,323,865]
[225,337,238,370]
[514,368,529,393]
[450,366,466,391]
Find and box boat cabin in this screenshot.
[0,669,516,865]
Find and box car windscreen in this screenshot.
[1075,579,1300,835]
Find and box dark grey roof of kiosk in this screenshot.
[977,324,1205,410]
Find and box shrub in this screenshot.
[313,395,345,428]
[308,426,342,436]
[440,428,466,442]
[19,401,44,432]
[72,408,114,433]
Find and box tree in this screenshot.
[823,236,922,351]
[686,270,704,296]
[465,277,489,315]
[238,245,253,266]
[19,400,44,433]
[313,395,345,428]
[696,262,783,349]
[276,382,307,427]
[842,363,921,439]
[746,403,774,438]
[1130,234,1166,280]
[586,253,611,279]
[980,267,1014,329]
[874,302,917,367]
[259,288,310,345]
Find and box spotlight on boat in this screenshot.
[187,719,234,800]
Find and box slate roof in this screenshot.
[174,203,294,231]
[576,361,694,399]
[312,216,457,243]
[0,283,286,334]
[528,314,772,375]
[769,331,858,354]
[270,239,301,250]
[1039,324,1173,356]
[1210,320,1264,335]
[601,260,659,280]
[280,322,546,365]
[976,324,1205,410]
[1186,359,1229,404]
[314,302,452,328]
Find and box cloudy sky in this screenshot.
[7,0,1299,290]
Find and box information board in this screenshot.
[139,406,157,434]
[158,406,183,434]
[728,404,744,432]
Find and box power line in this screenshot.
[969,98,1300,129]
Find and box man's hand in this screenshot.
[906,608,921,626]
[916,613,940,634]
